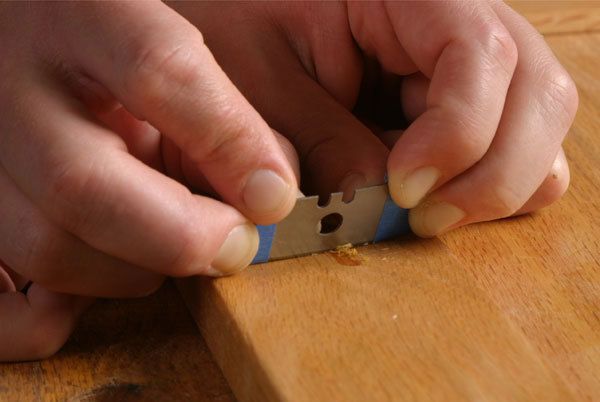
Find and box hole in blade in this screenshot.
[317,213,343,234]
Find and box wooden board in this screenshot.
[179,30,600,402]
[0,282,234,402]
[510,1,600,35]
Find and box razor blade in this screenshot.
[252,184,410,263]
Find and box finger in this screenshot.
[205,29,389,200]
[0,167,165,297]
[273,131,302,184]
[179,129,302,198]
[347,2,418,76]
[401,73,429,122]
[352,2,519,208]
[264,70,389,200]
[0,80,258,277]
[377,74,429,148]
[82,79,291,198]
[514,147,570,216]
[0,264,29,292]
[409,5,578,237]
[0,264,16,293]
[50,2,297,224]
[0,284,91,362]
[96,105,164,171]
[60,71,164,171]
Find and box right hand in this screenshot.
[0,1,298,361]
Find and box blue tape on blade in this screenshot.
[252,224,276,264]
[373,197,410,243]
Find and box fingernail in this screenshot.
[211,222,259,275]
[243,169,292,214]
[389,166,441,208]
[409,201,466,237]
[339,172,366,202]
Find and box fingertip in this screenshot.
[340,172,367,202]
[409,200,466,238]
[242,169,297,225]
[210,221,259,276]
[550,147,570,197]
[388,166,441,209]
[514,148,570,216]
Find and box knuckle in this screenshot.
[124,39,204,114]
[538,68,579,130]
[429,108,490,167]
[192,108,251,163]
[46,157,108,237]
[451,121,489,163]
[471,20,518,75]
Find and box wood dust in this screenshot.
[329,243,366,266]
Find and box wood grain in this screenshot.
[180,31,600,402]
[0,282,234,402]
[509,1,600,35]
[441,32,600,402]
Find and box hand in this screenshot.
[173,0,577,236]
[0,1,299,361]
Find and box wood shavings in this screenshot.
[334,243,358,257]
[330,243,366,266]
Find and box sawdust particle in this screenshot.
[330,243,365,266]
[335,243,358,257]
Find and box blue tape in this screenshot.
[252,224,276,264]
[373,197,410,243]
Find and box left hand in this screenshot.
[171,0,577,237]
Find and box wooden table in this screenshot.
[2,2,600,401]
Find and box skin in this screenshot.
[0,1,577,361]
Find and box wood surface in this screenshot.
[1,2,600,402]
[510,1,600,35]
[0,282,234,402]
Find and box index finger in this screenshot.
[47,1,297,224]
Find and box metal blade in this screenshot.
[268,184,390,260]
